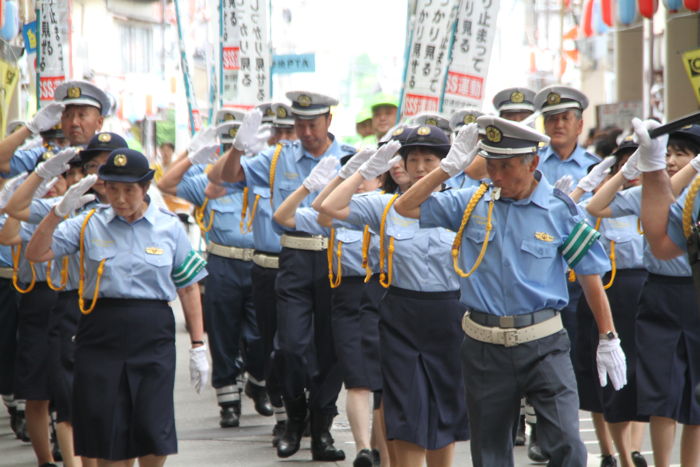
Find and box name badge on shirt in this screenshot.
[534,232,554,242]
[145,247,164,255]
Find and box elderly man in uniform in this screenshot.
[493,87,536,122]
[208,91,354,461]
[394,116,626,466]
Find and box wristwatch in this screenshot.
[599,331,618,340]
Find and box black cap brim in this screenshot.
[99,169,155,183]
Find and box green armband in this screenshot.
[172,250,207,287]
[560,221,601,268]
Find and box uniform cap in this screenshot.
[356,109,372,124]
[449,107,484,132]
[214,108,246,124]
[218,121,241,143]
[39,123,64,139]
[612,137,638,157]
[670,124,700,147]
[398,124,451,158]
[98,148,154,183]
[271,103,294,127]
[256,102,276,123]
[54,80,111,116]
[534,85,588,116]
[79,132,129,164]
[370,93,399,112]
[410,112,451,133]
[378,124,416,147]
[477,115,550,159]
[492,87,536,114]
[285,91,338,119]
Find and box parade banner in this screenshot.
[682,47,700,106]
[36,0,68,106]
[399,0,460,119]
[442,0,501,114]
[219,0,271,108]
[173,0,200,135]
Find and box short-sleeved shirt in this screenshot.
[344,191,459,292]
[444,171,485,190]
[2,145,59,178]
[52,201,207,301]
[537,144,601,186]
[0,215,13,267]
[177,173,254,248]
[420,171,610,315]
[669,186,699,253]
[610,186,690,276]
[246,182,282,253]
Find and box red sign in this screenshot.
[192,109,202,132]
[223,47,240,71]
[402,94,439,117]
[444,71,484,100]
[39,75,65,101]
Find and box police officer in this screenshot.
[394,117,626,466]
[447,108,487,190]
[493,87,536,122]
[209,91,353,461]
[410,111,451,133]
[270,103,297,145]
[24,149,209,464]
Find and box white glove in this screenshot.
[233,109,265,153]
[440,123,479,177]
[358,141,402,180]
[34,177,58,199]
[189,344,210,394]
[187,125,218,155]
[54,174,97,217]
[620,150,641,180]
[0,172,29,209]
[577,156,617,192]
[690,153,700,173]
[246,124,272,156]
[188,143,219,166]
[632,117,668,172]
[303,157,339,192]
[596,337,627,391]
[26,102,65,134]
[553,174,574,194]
[339,147,375,179]
[35,147,77,180]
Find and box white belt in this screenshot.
[280,234,328,251]
[0,267,13,279]
[207,242,254,261]
[461,312,563,347]
[252,253,279,269]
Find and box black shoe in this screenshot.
[372,448,380,466]
[244,380,273,417]
[277,395,308,458]
[631,451,648,467]
[310,411,345,461]
[515,414,526,446]
[353,448,374,467]
[272,420,286,447]
[527,424,548,463]
[219,403,240,428]
[600,454,618,467]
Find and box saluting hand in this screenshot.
[34,177,59,199]
[338,147,375,179]
[54,174,97,217]
[189,344,210,394]
[187,125,218,157]
[303,157,339,192]
[0,172,29,210]
[620,150,641,181]
[26,102,65,134]
[441,123,479,177]
[632,118,668,172]
[577,156,616,192]
[35,147,77,180]
[358,140,402,180]
[596,337,627,391]
[233,109,269,155]
[553,174,574,194]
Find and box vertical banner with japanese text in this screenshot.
[174,0,200,135]
[36,0,69,107]
[442,0,500,114]
[219,0,270,109]
[399,0,459,119]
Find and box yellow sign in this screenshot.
[0,60,20,139]
[682,48,700,105]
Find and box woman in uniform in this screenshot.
[319,126,469,467]
[25,148,209,466]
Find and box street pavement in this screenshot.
[0,299,680,466]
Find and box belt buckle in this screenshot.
[503,329,519,347]
[499,315,515,328]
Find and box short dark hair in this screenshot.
[668,136,700,157]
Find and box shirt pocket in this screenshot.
[277,180,299,201]
[520,239,558,280]
[335,228,362,244]
[438,228,456,246]
[464,225,495,245]
[142,245,172,269]
[87,245,117,263]
[209,198,239,232]
[252,185,271,200]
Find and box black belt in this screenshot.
[467,308,558,329]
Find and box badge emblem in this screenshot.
[463,114,477,124]
[546,92,561,105]
[43,151,54,160]
[113,154,127,167]
[67,87,81,98]
[265,108,275,116]
[392,127,405,136]
[297,94,312,107]
[276,107,287,118]
[223,113,235,121]
[145,247,164,255]
[98,133,111,142]
[228,128,238,137]
[485,126,502,143]
[535,232,554,242]
[417,126,431,136]
[511,91,525,103]
[425,118,438,126]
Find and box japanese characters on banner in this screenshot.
[400,0,459,119]
[36,0,68,106]
[442,0,500,114]
[219,0,270,109]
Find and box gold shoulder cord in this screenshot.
[592,217,616,290]
[378,194,400,288]
[682,175,700,238]
[12,244,35,293]
[194,198,215,233]
[239,187,250,233]
[78,209,106,315]
[361,225,373,282]
[637,218,644,235]
[267,143,285,207]
[46,256,69,291]
[451,183,494,278]
[326,228,343,288]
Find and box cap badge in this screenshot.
[392,127,405,136]
[485,126,502,143]
[425,118,438,126]
[43,151,54,160]
[228,128,238,137]
[276,107,287,118]
[67,87,81,98]
[535,232,554,242]
[223,113,236,121]
[463,114,477,124]
[98,133,111,143]
[297,95,312,107]
[114,154,127,167]
[265,108,275,116]
[511,91,525,103]
[417,126,431,136]
[546,92,561,105]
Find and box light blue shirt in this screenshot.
[420,172,610,315]
[445,171,485,190]
[669,186,698,252]
[241,136,354,234]
[609,186,690,276]
[0,215,13,267]
[51,201,207,301]
[19,221,56,284]
[537,144,601,186]
[345,192,459,292]
[246,183,282,253]
[177,173,254,249]
[3,145,59,178]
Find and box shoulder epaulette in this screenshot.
[159,207,178,217]
[552,188,578,216]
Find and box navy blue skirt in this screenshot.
[72,298,177,460]
[49,290,81,423]
[380,286,469,450]
[636,274,700,424]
